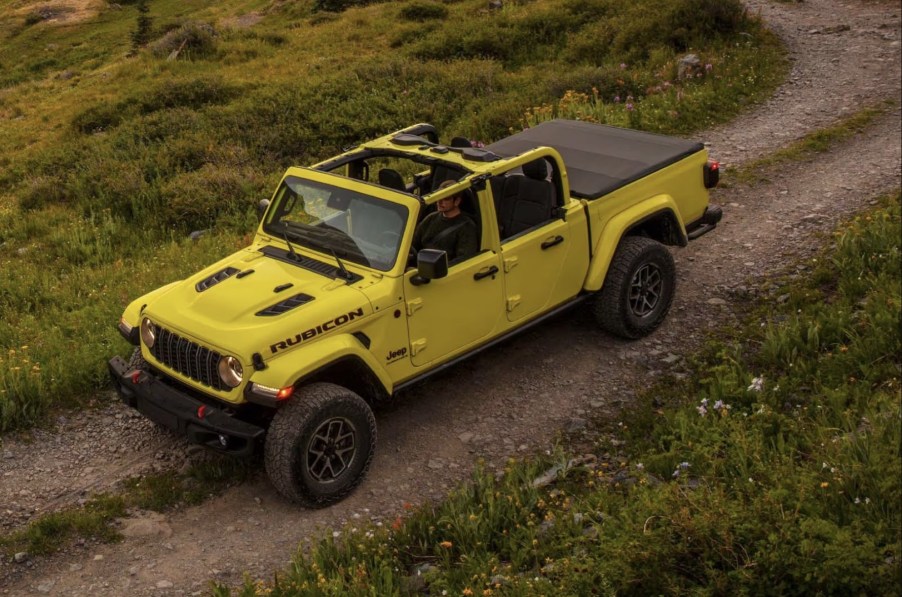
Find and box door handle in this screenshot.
[541,235,564,249]
[473,265,499,281]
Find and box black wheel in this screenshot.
[594,236,675,339]
[264,383,376,507]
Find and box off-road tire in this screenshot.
[594,236,675,339]
[128,347,148,370]
[264,383,376,507]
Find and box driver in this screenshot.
[412,180,478,263]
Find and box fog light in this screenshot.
[140,317,157,348]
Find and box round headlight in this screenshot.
[140,317,157,348]
[218,356,244,388]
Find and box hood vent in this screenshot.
[256,293,315,317]
[196,267,240,293]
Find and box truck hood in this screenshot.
[142,247,372,359]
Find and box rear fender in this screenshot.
[583,195,686,292]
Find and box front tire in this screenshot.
[264,383,376,507]
[594,236,676,339]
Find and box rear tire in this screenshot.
[594,236,675,339]
[264,383,376,507]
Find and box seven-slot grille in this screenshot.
[149,326,231,392]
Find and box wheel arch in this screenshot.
[584,196,686,292]
[296,355,392,407]
[249,334,392,408]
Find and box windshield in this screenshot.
[262,175,409,272]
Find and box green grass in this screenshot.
[215,190,901,595]
[0,0,788,432]
[0,455,255,558]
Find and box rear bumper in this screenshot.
[686,204,723,240]
[109,356,264,457]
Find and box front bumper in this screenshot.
[109,356,265,457]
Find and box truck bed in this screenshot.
[487,120,705,200]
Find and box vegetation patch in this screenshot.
[729,101,896,185]
[215,191,901,595]
[0,455,255,558]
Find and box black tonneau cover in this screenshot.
[487,120,704,200]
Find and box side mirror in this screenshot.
[411,249,448,285]
[257,199,270,221]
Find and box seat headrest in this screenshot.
[522,159,548,180]
[378,168,406,191]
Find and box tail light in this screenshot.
[703,161,720,189]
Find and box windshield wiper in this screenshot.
[330,248,355,282]
[281,223,300,261]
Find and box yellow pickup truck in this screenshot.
[109,120,721,506]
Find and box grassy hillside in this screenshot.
[0,0,785,430]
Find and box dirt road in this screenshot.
[1,0,900,594]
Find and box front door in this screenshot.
[404,251,504,367]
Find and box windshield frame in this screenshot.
[260,168,417,274]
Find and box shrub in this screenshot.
[71,102,123,134]
[159,165,262,231]
[667,0,750,49]
[313,0,373,13]
[18,176,72,211]
[137,76,241,113]
[399,1,449,22]
[148,22,217,59]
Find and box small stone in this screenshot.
[13,552,28,563]
[2,450,13,459]
[707,298,727,305]
[427,459,444,470]
[565,418,587,433]
[94,554,104,561]
[36,581,55,594]
[69,563,82,572]
[458,432,474,444]
[156,580,174,589]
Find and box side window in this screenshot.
[494,158,561,241]
[412,184,482,266]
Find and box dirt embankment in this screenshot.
[1,0,900,595]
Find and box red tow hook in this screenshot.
[130,370,143,384]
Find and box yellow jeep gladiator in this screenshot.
[109,120,721,506]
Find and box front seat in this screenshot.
[378,168,406,192]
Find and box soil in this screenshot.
[1,0,900,594]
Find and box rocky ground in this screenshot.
[1,0,900,594]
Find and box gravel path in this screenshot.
[1,0,900,594]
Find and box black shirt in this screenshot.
[412,211,478,262]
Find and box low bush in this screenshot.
[148,21,217,59]
[159,164,265,230]
[136,75,242,113]
[399,1,449,22]
[71,102,123,134]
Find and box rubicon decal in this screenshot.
[269,308,365,354]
